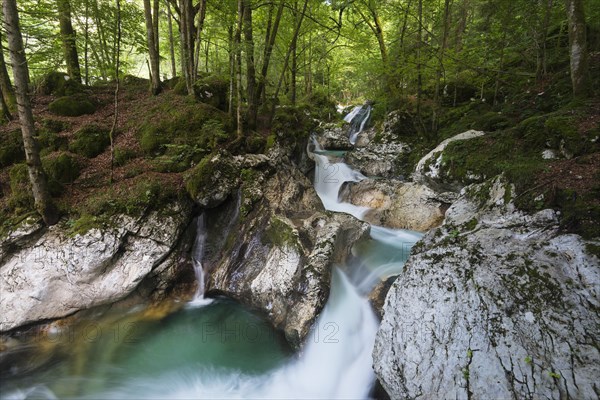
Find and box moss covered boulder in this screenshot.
[193,75,228,111]
[49,96,96,117]
[184,153,240,207]
[36,71,83,97]
[69,124,110,158]
[0,129,24,167]
[42,152,82,185]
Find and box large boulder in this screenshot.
[0,201,193,332]
[373,176,600,399]
[205,154,369,347]
[413,129,485,191]
[342,178,449,232]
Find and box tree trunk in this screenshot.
[57,0,82,83]
[192,0,207,81]
[84,0,89,84]
[565,0,589,98]
[416,0,423,116]
[166,0,177,78]
[235,0,243,138]
[3,0,59,225]
[0,86,11,121]
[0,28,16,112]
[179,0,195,94]
[243,0,257,128]
[143,0,161,94]
[271,0,308,117]
[256,0,284,105]
[110,0,121,183]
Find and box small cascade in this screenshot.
[311,137,370,220]
[344,104,372,145]
[188,214,213,307]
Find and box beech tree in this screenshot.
[565,0,589,98]
[3,0,59,225]
[57,0,82,83]
[143,0,161,94]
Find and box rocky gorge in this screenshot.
[1,107,599,399]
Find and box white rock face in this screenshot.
[373,177,600,399]
[413,130,485,189]
[0,203,192,332]
[344,178,447,232]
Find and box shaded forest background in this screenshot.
[0,0,599,241]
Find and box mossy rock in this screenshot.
[122,75,149,86]
[41,118,70,133]
[8,163,34,213]
[49,96,96,117]
[42,152,82,185]
[245,134,266,154]
[36,71,83,96]
[69,124,111,158]
[137,98,232,155]
[37,130,68,155]
[544,116,585,157]
[150,144,205,172]
[193,75,229,111]
[472,112,512,132]
[262,216,299,249]
[184,153,239,207]
[0,129,24,167]
[173,79,188,95]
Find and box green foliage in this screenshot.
[69,124,111,158]
[41,118,70,133]
[37,129,68,156]
[0,129,24,167]
[137,96,232,156]
[245,134,267,154]
[49,96,96,117]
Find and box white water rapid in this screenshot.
[344,104,372,145]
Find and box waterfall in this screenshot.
[188,214,213,307]
[311,137,370,220]
[344,104,372,145]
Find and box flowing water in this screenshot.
[0,107,421,399]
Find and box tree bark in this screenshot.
[3,0,59,225]
[256,0,284,105]
[565,0,589,98]
[57,0,82,83]
[0,27,16,112]
[143,0,161,94]
[166,0,177,78]
[243,0,257,128]
[235,0,243,138]
[192,0,207,81]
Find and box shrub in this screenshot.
[69,124,111,158]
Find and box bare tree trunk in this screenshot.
[84,0,89,84]
[57,0,82,83]
[110,0,121,183]
[256,0,284,105]
[0,86,11,121]
[235,0,243,138]
[243,0,257,128]
[416,0,423,116]
[432,0,451,132]
[192,0,207,81]
[0,28,16,112]
[143,0,161,94]
[271,0,308,117]
[3,0,59,225]
[565,0,589,98]
[166,1,177,78]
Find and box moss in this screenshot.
[544,115,584,157]
[68,214,108,235]
[36,71,83,96]
[136,97,232,156]
[37,129,68,155]
[585,243,600,259]
[41,118,70,133]
[193,75,229,111]
[42,152,82,185]
[113,147,137,167]
[265,134,277,152]
[184,156,215,198]
[173,79,188,95]
[472,112,512,132]
[464,218,478,231]
[8,163,33,213]
[245,134,266,154]
[69,124,110,158]
[0,129,24,167]
[262,216,298,249]
[49,96,96,117]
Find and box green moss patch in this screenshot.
[0,129,24,167]
[262,216,299,249]
[49,96,96,117]
[69,124,111,158]
[36,71,83,96]
[42,152,82,185]
[193,75,229,111]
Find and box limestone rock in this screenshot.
[0,201,192,332]
[343,178,446,232]
[413,130,485,191]
[373,177,600,399]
